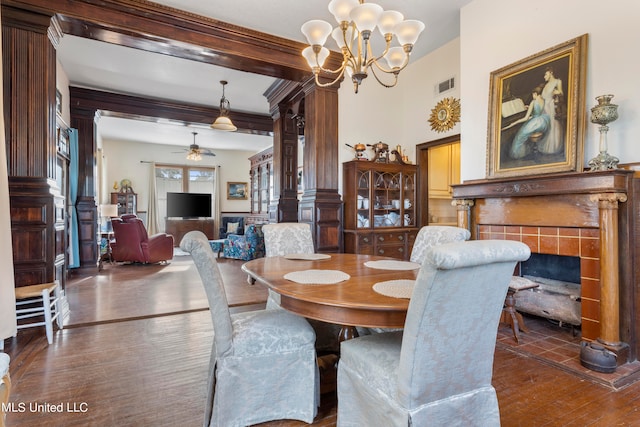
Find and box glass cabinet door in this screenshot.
[356,169,371,228]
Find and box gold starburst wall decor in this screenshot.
[428,97,461,133]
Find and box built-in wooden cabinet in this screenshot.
[165,218,215,246]
[428,141,460,198]
[111,191,137,216]
[248,147,273,224]
[343,160,419,260]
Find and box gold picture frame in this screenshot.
[227,182,248,200]
[486,34,588,178]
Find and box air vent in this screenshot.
[435,77,455,95]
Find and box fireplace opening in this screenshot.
[515,253,582,327]
[521,253,581,284]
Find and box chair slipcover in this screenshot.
[361,225,471,336]
[180,231,319,427]
[262,223,341,353]
[222,224,265,261]
[409,225,471,263]
[337,240,531,427]
[262,222,315,256]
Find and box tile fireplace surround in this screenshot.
[452,169,640,366]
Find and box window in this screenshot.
[155,164,216,231]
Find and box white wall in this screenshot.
[336,38,461,192]
[460,0,640,181]
[101,139,255,212]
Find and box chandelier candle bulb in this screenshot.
[302,0,424,93]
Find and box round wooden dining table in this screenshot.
[242,253,419,338]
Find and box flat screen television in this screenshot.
[166,192,212,218]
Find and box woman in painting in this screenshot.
[503,85,550,159]
[537,66,565,154]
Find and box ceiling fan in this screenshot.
[175,132,216,161]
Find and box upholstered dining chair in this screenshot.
[337,240,531,427]
[0,353,9,427]
[180,231,319,427]
[261,222,315,308]
[262,222,315,256]
[262,222,341,354]
[409,225,471,263]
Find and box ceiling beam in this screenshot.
[4,0,344,82]
[69,87,273,135]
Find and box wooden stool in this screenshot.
[502,276,539,343]
[15,281,63,345]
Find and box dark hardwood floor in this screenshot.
[4,254,640,426]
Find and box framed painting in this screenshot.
[227,182,248,200]
[486,34,588,178]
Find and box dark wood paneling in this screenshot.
[4,0,342,81]
[70,87,273,136]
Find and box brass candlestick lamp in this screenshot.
[588,94,619,171]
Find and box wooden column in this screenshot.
[2,6,63,287]
[268,103,299,223]
[453,199,474,235]
[299,79,343,253]
[591,192,627,349]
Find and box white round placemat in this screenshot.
[364,260,420,270]
[373,279,415,299]
[284,269,350,284]
[283,253,332,261]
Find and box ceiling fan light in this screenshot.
[186,150,202,161]
[211,115,237,132]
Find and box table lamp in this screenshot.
[99,204,119,232]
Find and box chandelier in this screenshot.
[301,0,425,93]
[211,80,237,131]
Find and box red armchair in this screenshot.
[111,215,174,264]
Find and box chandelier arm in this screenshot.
[369,52,410,75]
[313,66,348,88]
[369,65,398,89]
[364,37,392,69]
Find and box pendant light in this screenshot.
[211,80,237,132]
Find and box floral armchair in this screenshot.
[222,224,265,261]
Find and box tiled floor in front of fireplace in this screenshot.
[496,314,640,390]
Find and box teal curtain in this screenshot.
[68,128,80,268]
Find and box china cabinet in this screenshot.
[111,191,137,216]
[247,147,273,225]
[343,160,419,260]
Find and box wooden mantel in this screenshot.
[452,170,640,364]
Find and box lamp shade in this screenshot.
[331,25,355,50]
[211,115,238,132]
[384,46,406,69]
[350,3,383,32]
[394,20,425,46]
[378,10,403,36]
[99,204,119,218]
[301,20,333,46]
[302,46,330,68]
[328,0,359,23]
